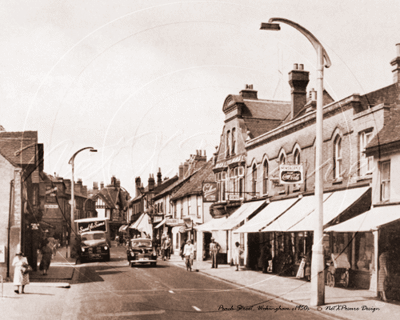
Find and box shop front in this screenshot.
[325,203,400,299]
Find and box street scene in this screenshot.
[1,1,400,319]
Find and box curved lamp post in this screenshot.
[67,147,97,258]
[261,18,331,306]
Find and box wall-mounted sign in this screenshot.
[214,154,245,169]
[228,194,240,201]
[166,218,183,226]
[153,216,163,223]
[202,182,217,202]
[279,165,304,185]
[45,204,59,209]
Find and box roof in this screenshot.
[0,131,38,166]
[242,99,291,121]
[366,107,400,152]
[171,160,214,200]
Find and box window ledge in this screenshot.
[332,178,343,185]
[356,175,372,183]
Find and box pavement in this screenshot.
[1,244,398,319]
[167,253,400,320]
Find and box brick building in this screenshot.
[0,131,43,277]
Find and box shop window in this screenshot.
[359,130,373,176]
[380,161,390,201]
[333,135,342,179]
[355,233,374,271]
[263,160,268,195]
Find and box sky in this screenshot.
[1,0,399,197]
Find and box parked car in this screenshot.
[127,238,157,267]
[78,231,110,263]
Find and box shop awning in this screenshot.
[325,205,400,232]
[118,224,129,232]
[213,200,266,231]
[135,213,152,236]
[234,197,299,233]
[288,187,370,232]
[261,193,332,232]
[129,213,145,230]
[155,218,167,229]
[195,217,227,232]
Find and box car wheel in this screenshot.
[151,262,156,267]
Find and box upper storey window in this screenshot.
[333,135,342,179]
[359,130,373,176]
[226,130,231,157]
[231,128,236,155]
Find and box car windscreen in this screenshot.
[81,233,106,241]
[131,240,152,248]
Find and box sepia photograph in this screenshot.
[0,0,399,319]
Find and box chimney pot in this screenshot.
[293,63,298,70]
[299,64,304,70]
[396,43,400,57]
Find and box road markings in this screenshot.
[169,290,175,294]
[192,306,201,312]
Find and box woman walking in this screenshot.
[378,247,390,301]
[233,242,243,271]
[183,240,194,271]
[12,251,30,294]
[40,239,53,275]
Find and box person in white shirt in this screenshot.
[183,240,194,271]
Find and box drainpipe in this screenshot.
[7,180,14,279]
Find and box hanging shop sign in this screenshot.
[202,182,217,202]
[279,165,304,185]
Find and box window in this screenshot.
[380,161,390,201]
[231,128,236,155]
[279,153,286,165]
[216,172,227,202]
[359,131,373,176]
[333,135,342,179]
[226,130,231,157]
[196,196,201,218]
[294,149,301,165]
[263,160,268,195]
[188,197,191,215]
[252,164,257,195]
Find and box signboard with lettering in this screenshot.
[214,154,245,169]
[77,221,106,233]
[202,182,217,202]
[279,165,304,185]
[153,216,163,223]
[228,194,240,201]
[166,218,183,226]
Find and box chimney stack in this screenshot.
[239,84,258,99]
[100,181,104,189]
[116,179,120,188]
[179,163,184,180]
[183,161,189,177]
[148,174,155,191]
[391,43,400,84]
[93,181,99,191]
[135,177,141,197]
[75,178,83,194]
[288,63,309,120]
[157,168,162,186]
[64,179,71,193]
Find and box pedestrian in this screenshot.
[209,238,221,268]
[261,243,272,273]
[180,241,186,260]
[233,242,243,271]
[165,237,171,260]
[40,239,53,275]
[183,240,194,271]
[378,246,390,301]
[12,251,30,294]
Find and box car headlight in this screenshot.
[130,252,135,257]
[104,246,108,250]
[81,247,85,252]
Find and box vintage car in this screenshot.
[127,238,157,267]
[79,231,110,262]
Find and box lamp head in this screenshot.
[260,22,280,31]
[90,148,97,153]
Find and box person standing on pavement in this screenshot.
[12,251,30,294]
[183,240,194,271]
[233,242,243,271]
[378,247,390,301]
[209,238,220,268]
[165,237,171,260]
[40,239,53,275]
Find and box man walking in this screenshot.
[209,238,220,268]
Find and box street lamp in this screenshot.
[261,18,331,306]
[67,147,97,258]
